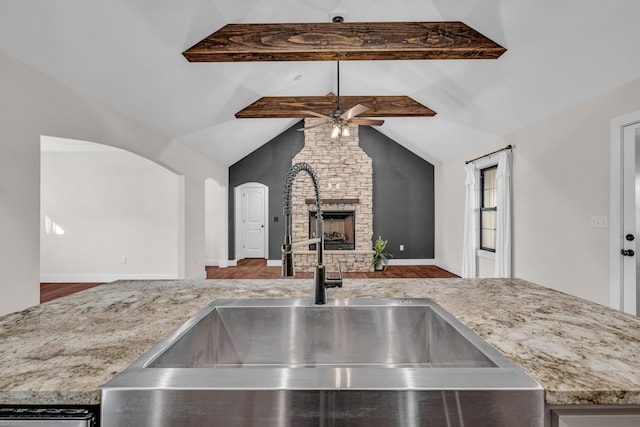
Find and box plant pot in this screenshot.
[374,260,385,271]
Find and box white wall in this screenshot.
[205,177,227,266]
[41,150,180,281]
[436,77,640,306]
[0,52,228,316]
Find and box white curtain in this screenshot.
[462,162,478,278]
[494,150,512,278]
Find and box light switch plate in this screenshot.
[591,216,608,229]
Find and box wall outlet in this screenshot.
[120,256,127,264]
[399,244,405,251]
[591,216,608,229]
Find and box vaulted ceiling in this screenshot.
[1,1,639,166]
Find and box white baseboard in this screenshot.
[40,274,180,283]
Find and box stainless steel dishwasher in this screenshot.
[0,408,95,426]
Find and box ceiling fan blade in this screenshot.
[349,118,385,126]
[300,110,332,120]
[340,104,370,121]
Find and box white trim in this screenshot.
[234,186,243,260]
[40,274,180,283]
[474,154,500,170]
[610,110,640,312]
[477,249,496,260]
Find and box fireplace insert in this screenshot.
[309,211,355,250]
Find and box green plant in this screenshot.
[372,236,392,271]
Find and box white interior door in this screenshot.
[621,127,640,315]
[610,112,640,314]
[240,184,267,259]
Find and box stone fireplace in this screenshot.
[291,118,374,272]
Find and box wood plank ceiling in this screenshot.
[183,21,506,62]
[235,94,436,118]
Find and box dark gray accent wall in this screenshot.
[228,121,305,260]
[359,126,435,260]
[228,121,434,261]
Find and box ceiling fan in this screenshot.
[301,62,384,139]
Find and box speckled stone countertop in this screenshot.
[1,278,640,406]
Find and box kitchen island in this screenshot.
[1,278,639,422]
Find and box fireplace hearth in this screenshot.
[309,211,355,250]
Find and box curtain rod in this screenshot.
[465,145,512,164]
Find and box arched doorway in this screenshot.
[40,136,181,282]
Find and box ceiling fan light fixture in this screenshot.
[331,123,341,139]
[341,124,350,137]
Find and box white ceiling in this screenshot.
[1,0,639,166]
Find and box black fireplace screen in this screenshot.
[309,211,355,250]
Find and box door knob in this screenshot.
[626,234,635,241]
[621,249,635,257]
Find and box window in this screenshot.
[480,165,498,252]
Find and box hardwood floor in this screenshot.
[206,258,458,279]
[40,261,457,303]
[40,282,104,303]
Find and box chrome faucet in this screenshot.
[282,162,342,304]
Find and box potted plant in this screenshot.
[372,236,392,271]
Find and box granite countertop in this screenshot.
[1,278,640,406]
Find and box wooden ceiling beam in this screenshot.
[235,94,436,119]
[184,21,506,62]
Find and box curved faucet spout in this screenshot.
[283,162,323,227]
[282,162,342,304]
[282,163,323,277]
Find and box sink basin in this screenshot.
[102,298,543,426]
[148,299,497,369]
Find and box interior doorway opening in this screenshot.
[610,111,640,315]
[40,135,182,283]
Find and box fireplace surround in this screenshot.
[291,118,374,272]
[309,211,355,251]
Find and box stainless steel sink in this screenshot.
[101,298,543,426]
